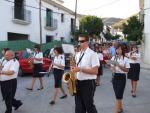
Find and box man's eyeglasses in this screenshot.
[78,40,86,43]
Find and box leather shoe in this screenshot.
[132,94,136,98]
[60,94,67,99]
[37,87,44,90]
[26,88,33,91]
[14,101,23,110]
[49,101,55,105]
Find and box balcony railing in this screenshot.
[45,18,58,31]
[12,6,31,25]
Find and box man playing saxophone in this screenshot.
[71,34,100,113]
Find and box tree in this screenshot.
[79,16,103,39]
[122,16,144,43]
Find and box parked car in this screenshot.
[15,50,51,76]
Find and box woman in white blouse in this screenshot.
[26,44,44,90]
[110,44,130,113]
[49,47,67,105]
[127,45,140,97]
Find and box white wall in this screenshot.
[0,0,75,43]
[143,0,150,64]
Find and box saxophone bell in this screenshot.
[62,72,71,83]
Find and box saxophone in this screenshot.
[62,54,77,96]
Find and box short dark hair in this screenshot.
[54,47,63,54]
[2,48,10,53]
[34,44,41,51]
[79,34,89,41]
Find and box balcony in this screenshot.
[12,6,31,25]
[45,18,58,31]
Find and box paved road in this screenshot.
[0,68,150,113]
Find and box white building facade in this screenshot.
[0,0,78,43]
[144,0,150,64]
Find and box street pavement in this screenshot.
[0,68,150,113]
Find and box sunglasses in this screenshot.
[78,40,86,43]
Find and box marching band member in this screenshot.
[109,44,130,113]
[49,47,67,105]
[71,34,100,113]
[0,50,23,113]
[127,45,141,97]
[26,44,44,90]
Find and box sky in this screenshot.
[63,0,140,19]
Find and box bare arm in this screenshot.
[71,66,99,75]
[0,70,15,76]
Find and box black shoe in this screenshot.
[26,88,33,91]
[60,94,67,99]
[37,87,44,90]
[132,94,136,98]
[14,101,23,110]
[49,101,55,105]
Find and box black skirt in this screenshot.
[33,63,43,77]
[53,68,64,88]
[112,73,126,99]
[128,63,140,81]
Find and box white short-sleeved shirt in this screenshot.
[111,56,130,74]
[0,59,19,81]
[76,47,100,80]
[53,54,65,70]
[97,53,103,61]
[33,52,43,64]
[49,48,55,58]
[127,52,141,64]
[0,57,7,66]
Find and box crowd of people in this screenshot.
[0,34,141,113]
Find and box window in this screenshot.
[46,9,52,26]
[7,32,28,41]
[14,0,25,20]
[46,35,53,43]
[60,37,64,42]
[61,13,64,22]
[71,18,75,32]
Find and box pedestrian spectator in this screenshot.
[48,46,56,61]
[49,47,67,105]
[109,41,117,57]
[0,48,10,67]
[0,50,23,113]
[71,34,100,113]
[94,44,103,86]
[127,45,141,97]
[102,46,110,66]
[26,44,44,90]
[109,44,130,113]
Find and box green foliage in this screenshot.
[103,32,112,41]
[122,16,144,42]
[111,34,121,40]
[79,15,103,38]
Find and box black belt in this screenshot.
[77,79,95,82]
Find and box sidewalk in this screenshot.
[140,61,150,70]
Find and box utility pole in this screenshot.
[39,0,42,45]
[74,0,78,39]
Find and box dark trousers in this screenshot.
[0,78,21,113]
[75,80,97,113]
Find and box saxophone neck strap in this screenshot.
[77,52,84,66]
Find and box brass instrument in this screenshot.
[28,58,33,67]
[62,54,77,96]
